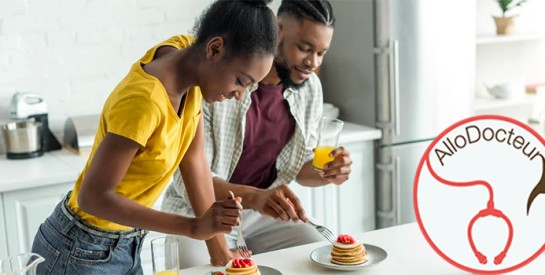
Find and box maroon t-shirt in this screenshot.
[229,83,296,189]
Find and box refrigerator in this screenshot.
[320,0,475,229]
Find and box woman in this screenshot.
[31,0,277,274]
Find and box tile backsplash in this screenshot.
[0,0,220,154]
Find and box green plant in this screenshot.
[496,0,527,17]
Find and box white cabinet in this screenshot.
[0,181,159,274]
[3,182,72,256]
[0,196,7,260]
[0,177,162,275]
[291,123,380,236]
[337,140,375,233]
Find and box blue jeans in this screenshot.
[31,192,147,275]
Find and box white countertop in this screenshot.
[0,123,381,193]
[0,149,88,192]
[339,122,382,144]
[181,222,545,274]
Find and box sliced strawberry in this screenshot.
[244,258,255,267]
[232,257,255,268]
[336,234,356,244]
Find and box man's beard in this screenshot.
[274,62,307,90]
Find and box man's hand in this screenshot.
[252,184,307,222]
[230,248,253,259]
[317,146,352,185]
[191,198,242,240]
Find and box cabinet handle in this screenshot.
[390,40,401,136]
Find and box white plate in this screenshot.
[207,265,282,275]
[310,244,387,271]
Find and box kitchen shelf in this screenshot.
[472,94,535,112]
[476,33,544,45]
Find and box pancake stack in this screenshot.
[225,258,260,275]
[330,234,368,265]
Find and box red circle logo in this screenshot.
[414,115,545,274]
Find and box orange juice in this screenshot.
[154,270,178,275]
[313,145,336,170]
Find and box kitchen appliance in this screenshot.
[2,120,43,159]
[320,0,475,229]
[63,114,99,155]
[4,92,62,159]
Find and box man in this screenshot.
[162,0,352,268]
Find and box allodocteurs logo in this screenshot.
[414,115,545,274]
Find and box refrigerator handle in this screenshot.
[390,40,401,136]
[394,156,401,225]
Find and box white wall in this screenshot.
[1,0,216,152]
[0,0,214,120]
[0,0,281,152]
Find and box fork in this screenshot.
[306,217,336,243]
[229,191,251,258]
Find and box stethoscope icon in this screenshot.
[468,200,513,265]
[425,157,514,265]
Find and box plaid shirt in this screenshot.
[161,73,323,216]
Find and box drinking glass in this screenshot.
[151,237,179,275]
[313,117,344,170]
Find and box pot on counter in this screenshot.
[1,120,44,159]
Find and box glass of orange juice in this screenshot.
[313,117,344,170]
[151,237,179,275]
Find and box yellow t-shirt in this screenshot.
[67,35,202,231]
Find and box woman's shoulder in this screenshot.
[157,34,195,50]
[139,35,195,64]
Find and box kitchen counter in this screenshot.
[0,122,381,193]
[0,122,380,269]
[339,122,381,143]
[181,222,545,274]
[0,149,87,192]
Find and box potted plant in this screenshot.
[493,0,527,35]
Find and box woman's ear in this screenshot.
[205,36,225,61]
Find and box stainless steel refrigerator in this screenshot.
[320,0,475,229]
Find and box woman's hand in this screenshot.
[229,248,253,259]
[191,197,243,240]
